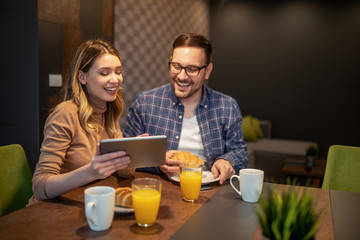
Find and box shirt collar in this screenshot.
[198,85,209,109]
[167,83,209,109]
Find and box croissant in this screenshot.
[115,187,133,208]
[171,151,205,165]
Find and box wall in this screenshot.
[113,0,210,124]
[37,0,114,149]
[209,0,360,158]
[2,0,208,172]
[3,0,358,173]
[0,0,40,172]
[0,0,113,173]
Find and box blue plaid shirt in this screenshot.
[122,83,248,173]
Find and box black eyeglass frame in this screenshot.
[168,61,208,77]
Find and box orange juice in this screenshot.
[180,171,202,201]
[132,188,161,226]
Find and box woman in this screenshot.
[31,39,134,202]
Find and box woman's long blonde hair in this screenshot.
[62,39,124,137]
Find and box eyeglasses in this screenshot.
[168,61,208,77]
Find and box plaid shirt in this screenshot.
[122,83,248,173]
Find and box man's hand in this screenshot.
[211,159,235,184]
[159,150,181,179]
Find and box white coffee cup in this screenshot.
[84,186,115,231]
[230,168,264,203]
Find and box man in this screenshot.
[123,33,247,184]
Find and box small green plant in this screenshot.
[305,146,318,171]
[306,146,318,156]
[257,184,321,240]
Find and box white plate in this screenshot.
[170,171,220,185]
[115,205,134,213]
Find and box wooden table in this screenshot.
[0,172,219,240]
[1,171,359,239]
[282,158,326,187]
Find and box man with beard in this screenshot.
[122,33,247,184]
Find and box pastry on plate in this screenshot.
[171,151,205,165]
[115,187,133,208]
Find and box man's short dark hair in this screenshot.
[172,33,213,64]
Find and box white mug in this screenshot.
[230,168,264,203]
[84,186,115,231]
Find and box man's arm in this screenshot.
[212,99,248,181]
[122,95,145,137]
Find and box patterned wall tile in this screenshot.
[113,0,210,121]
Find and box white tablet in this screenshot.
[100,135,167,168]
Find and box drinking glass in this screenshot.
[179,163,203,202]
[132,178,162,227]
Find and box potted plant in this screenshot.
[257,185,321,240]
[305,145,318,171]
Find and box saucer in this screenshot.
[170,171,220,185]
[115,205,134,213]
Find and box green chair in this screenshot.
[0,144,33,216]
[322,145,360,193]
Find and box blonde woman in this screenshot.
[31,39,135,202]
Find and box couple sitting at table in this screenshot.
[30,33,248,203]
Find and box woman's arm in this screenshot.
[44,144,131,199]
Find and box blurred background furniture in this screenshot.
[0,144,33,216]
[322,145,360,193]
[243,115,317,182]
[282,158,326,187]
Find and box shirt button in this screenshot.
[179,103,182,106]
[205,105,208,108]
[176,136,179,139]
[179,115,182,119]
[173,102,175,106]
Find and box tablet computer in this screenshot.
[100,135,167,168]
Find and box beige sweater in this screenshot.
[32,100,121,201]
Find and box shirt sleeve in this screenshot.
[32,103,75,200]
[215,99,248,173]
[122,94,146,137]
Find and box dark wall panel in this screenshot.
[37,0,114,148]
[80,0,102,33]
[210,0,360,158]
[0,0,39,172]
[38,20,63,143]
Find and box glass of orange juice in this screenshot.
[179,163,203,202]
[132,178,162,227]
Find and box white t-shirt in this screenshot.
[178,116,206,161]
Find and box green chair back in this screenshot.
[0,144,33,216]
[322,145,360,193]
